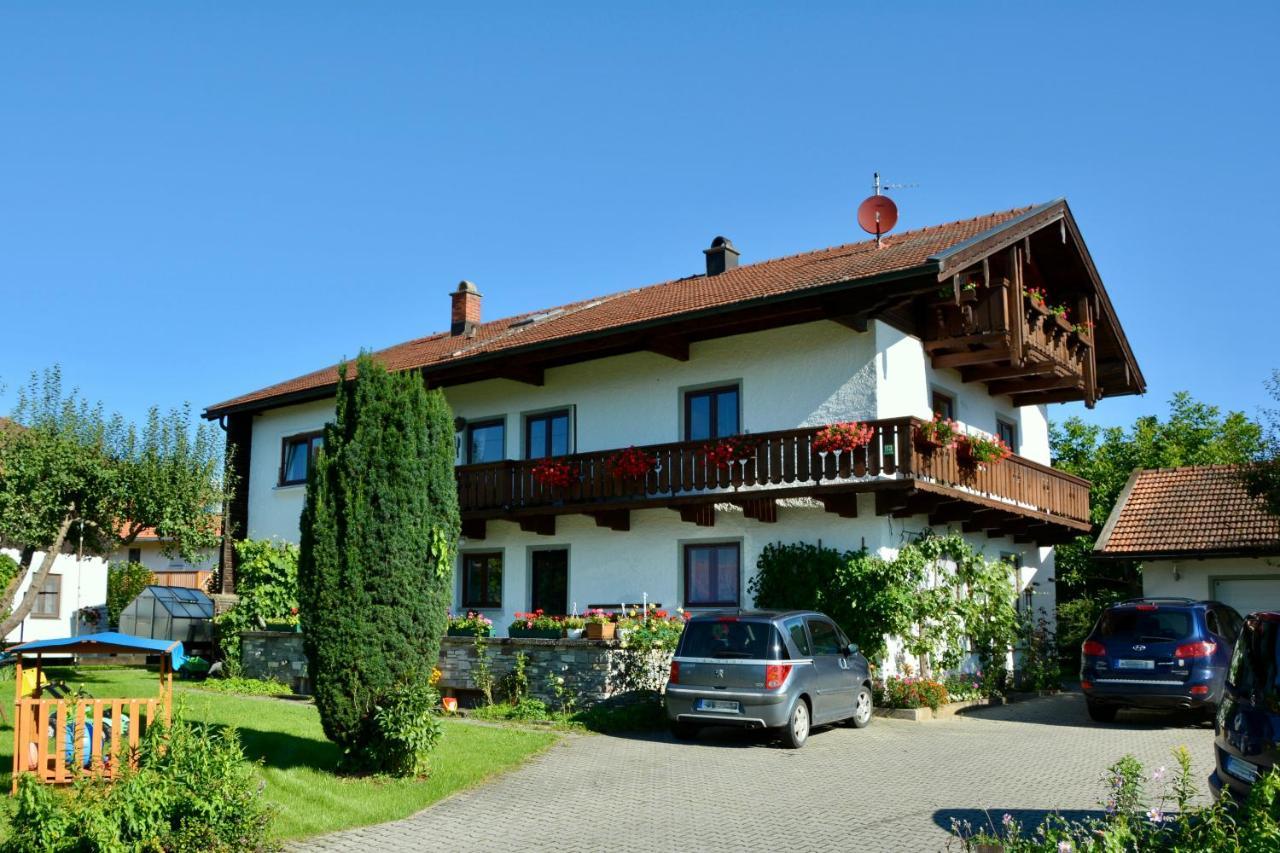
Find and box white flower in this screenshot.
[1152,766,1166,782]
[1057,842,1073,853]
[1146,807,1165,824]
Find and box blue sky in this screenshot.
[2,2,1277,431]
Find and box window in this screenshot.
[678,620,777,659]
[784,617,812,656]
[931,390,955,420]
[127,547,142,564]
[280,432,324,485]
[461,552,503,609]
[996,418,1018,451]
[32,574,60,619]
[1206,609,1223,638]
[684,385,740,441]
[807,619,842,655]
[683,542,741,607]
[467,419,506,464]
[525,410,571,459]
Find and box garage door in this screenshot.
[1212,577,1280,616]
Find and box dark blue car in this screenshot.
[1080,597,1243,722]
[1211,612,1280,800]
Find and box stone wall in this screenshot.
[241,630,311,695]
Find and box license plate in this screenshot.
[1116,659,1155,670]
[695,699,741,713]
[1225,754,1260,783]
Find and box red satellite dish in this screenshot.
[857,195,899,237]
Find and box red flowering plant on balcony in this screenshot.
[607,445,657,480]
[812,421,875,454]
[914,414,960,451]
[702,435,757,471]
[510,609,565,632]
[956,433,1013,471]
[531,458,578,489]
[1071,319,1095,336]
[1025,286,1048,307]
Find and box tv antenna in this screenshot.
[857,172,916,247]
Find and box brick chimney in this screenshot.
[703,236,740,276]
[450,280,481,335]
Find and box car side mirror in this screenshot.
[842,644,858,657]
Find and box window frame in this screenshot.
[682,541,742,608]
[996,417,1018,452]
[279,430,325,486]
[931,389,956,421]
[683,383,742,442]
[523,408,573,460]
[460,551,504,610]
[806,617,842,656]
[466,417,507,465]
[127,547,142,564]
[32,573,61,619]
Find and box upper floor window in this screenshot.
[127,547,142,564]
[461,552,503,609]
[525,410,571,459]
[684,542,741,607]
[280,432,324,486]
[33,574,60,619]
[467,419,506,464]
[996,418,1017,451]
[684,384,740,441]
[931,390,955,421]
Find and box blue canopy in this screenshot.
[10,632,186,671]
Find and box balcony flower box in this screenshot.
[509,610,563,639]
[956,433,1012,471]
[447,611,494,637]
[509,627,563,640]
[584,609,617,640]
[914,415,959,452]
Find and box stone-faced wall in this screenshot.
[241,630,310,695]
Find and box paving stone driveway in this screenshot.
[297,695,1216,852]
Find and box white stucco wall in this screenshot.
[111,541,217,574]
[1,549,109,643]
[246,398,335,541]
[1143,556,1280,613]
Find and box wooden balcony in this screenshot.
[455,418,1090,545]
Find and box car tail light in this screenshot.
[1081,680,1093,690]
[1190,684,1209,696]
[1135,604,1158,611]
[668,661,680,684]
[1174,641,1217,659]
[765,663,792,690]
[1082,640,1106,657]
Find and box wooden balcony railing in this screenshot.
[455,418,1090,528]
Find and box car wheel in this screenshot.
[782,699,810,748]
[848,685,873,729]
[1087,699,1118,723]
[670,721,699,741]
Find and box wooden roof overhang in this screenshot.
[203,200,1143,421]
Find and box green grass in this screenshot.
[0,668,558,841]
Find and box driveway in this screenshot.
[296,695,1216,852]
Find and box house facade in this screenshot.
[0,549,108,644]
[1095,466,1280,615]
[112,530,217,592]
[204,200,1144,649]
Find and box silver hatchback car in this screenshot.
[664,610,873,748]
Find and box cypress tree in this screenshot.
[297,353,459,770]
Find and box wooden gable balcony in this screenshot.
[454,418,1090,545]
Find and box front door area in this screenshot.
[531,549,569,615]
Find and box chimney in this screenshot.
[450,280,481,335]
[703,236,740,276]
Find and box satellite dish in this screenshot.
[857,195,898,239]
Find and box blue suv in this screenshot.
[1080,597,1243,722]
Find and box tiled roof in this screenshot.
[205,205,1039,416]
[1095,466,1280,557]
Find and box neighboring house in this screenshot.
[0,549,108,644]
[203,199,1144,649]
[111,526,217,591]
[1095,465,1280,614]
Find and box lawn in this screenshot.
[0,667,558,841]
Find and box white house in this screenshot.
[112,528,218,592]
[1,549,109,644]
[203,200,1144,648]
[1095,466,1280,615]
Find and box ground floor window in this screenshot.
[461,552,503,609]
[33,574,61,618]
[684,542,741,607]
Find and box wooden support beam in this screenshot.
[924,333,1005,353]
[874,490,911,518]
[461,518,487,541]
[961,361,1058,383]
[588,510,631,532]
[677,505,716,527]
[961,510,1006,534]
[496,364,545,386]
[927,500,970,526]
[832,314,870,333]
[1010,388,1089,407]
[931,346,1012,369]
[518,516,556,536]
[644,337,690,362]
[819,494,859,518]
[736,498,778,523]
[1007,245,1025,367]
[988,374,1080,397]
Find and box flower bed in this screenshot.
[873,675,949,711]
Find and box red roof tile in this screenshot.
[1096,466,1280,557]
[205,205,1040,416]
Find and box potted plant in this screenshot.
[607,445,656,491]
[508,610,564,640]
[1024,286,1050,312]
[914,414,959,452]
[531,458,578,491]
[562,614,586,639]
[956,433,1013,471]
[701,435,756,475]
[447,610,494,637]
[812,421,875,454]
[583,608,617,640]
[958,280,980,304]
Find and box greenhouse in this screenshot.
[118,585,214,646]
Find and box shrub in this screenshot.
[371,682,443,778]
[298,353,459,775]
[214,539,299,670]
[106,562,155,628]
[874,676,948,711]
[5,716,276,852]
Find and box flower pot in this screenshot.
[441,696,458,714]
[565,627,585,640]
[585,622,616,640]
[509,627,562,640]
[446,626,489,637]
[958,288,979,304]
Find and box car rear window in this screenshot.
[679,620,783,659]
[1098,609,1193,641]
